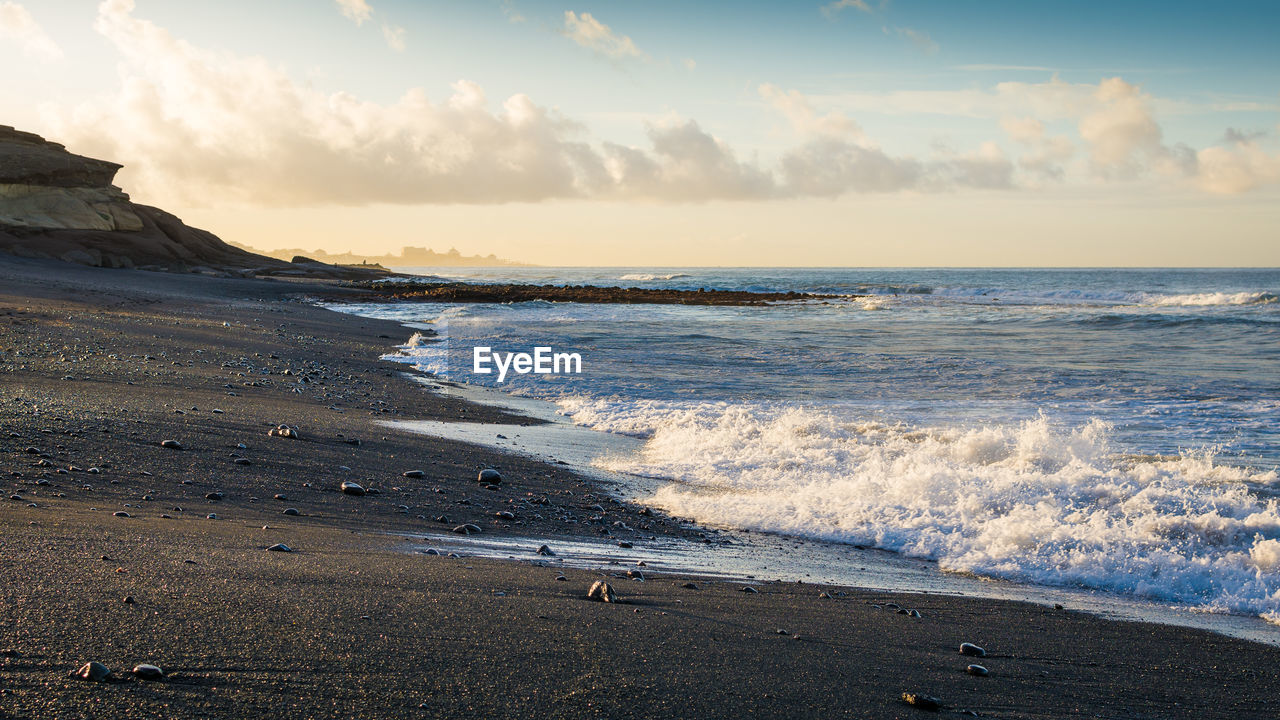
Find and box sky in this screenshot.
[2,0,1278,266]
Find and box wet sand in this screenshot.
[2,255,1279,719]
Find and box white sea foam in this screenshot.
[617,273,692,281]
[928,287,1277,307]
[1143,291,1277,307]
[558,397,1280,617]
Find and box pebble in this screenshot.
[587,581,618,603]
[159,440,183,450]
[282,508,300,516]
[617,541,633,549]
[234,458,252,466]
[536,544,555,556]
[966,664,988,676]
[123,596,135,604]
[477,468,502,484]
[901,692,942,711]
[424,548,440,556]
[266,543,293,553]
[75,662,112,682]
[402,470,425,478]
[680,582,699,590]
[340,481,366,496]
[452,524,482,535]
[495,511,515,520]
[740,586,759,593]
[959,643,986,658]
[132,664,164,681]
[205,492,223,501]
[206,513,218,520]
[113,511,130,518]
[268,425,298,439]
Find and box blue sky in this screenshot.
[2,0,1277,264]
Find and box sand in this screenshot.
[2,255,1279,719]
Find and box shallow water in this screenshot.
[332,267,1280,627]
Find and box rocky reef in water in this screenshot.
[0,125,390,279]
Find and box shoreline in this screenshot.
[4,256,1280,719]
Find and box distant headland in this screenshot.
[233,244,530,268]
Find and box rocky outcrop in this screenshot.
[0,126,143,233]
[0,125,392,279]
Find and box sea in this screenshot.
[330,267,1280,636]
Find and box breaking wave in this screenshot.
[559,397,1280,618]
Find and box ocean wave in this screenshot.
[559,397,1280,617]
[929,287,1277,307]
[1145,291,1277,307]
[617,273,693,281]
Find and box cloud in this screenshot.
[895,27,938,55]
[763,84,1012,194]
[956,64,1056,72]
[1077,77,1167,178]
[0,1,62,61]
[382,23,405,51]
[50,0,609,206]
[562,11,644,60]
[1000,116,1074,180]
[759,84,864,140]
[335,0,372,26]
[604,120,777,201]
[39,2,1277,208]
[821,0,873,18]
[1194,141,1280,194]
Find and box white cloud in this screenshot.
[764,84,1012,194]
[895,27,939,55]
[603,120,776,201]
[1001,116,1074,180]
[37,2,1277,208]
[1078,77,1167,178]
[0,1,62,61]
[382,23,405,51]
[821,0,872,18]
[1195,140,1280,194]
[562,11,644,61]
[335,0,372,26]
[759,83,864,141]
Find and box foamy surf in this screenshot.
[558,398,1280,619]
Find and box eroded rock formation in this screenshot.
[0,125,391,278]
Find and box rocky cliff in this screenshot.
[0,126,390,278]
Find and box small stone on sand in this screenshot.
[340,481,366,496]
[159,440,182,450]
[403,470,424,478]
[959,643,986,658]
[132,664,164,681]
[587,581,618,603]
[266,543,293,552]
[901,692,942,711]
[477,468,502,484]
[282,508,300,516]
[75,662,112,682]
[966,664,988,676]
[536,545,555,556]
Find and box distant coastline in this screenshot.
[230,242,530,267]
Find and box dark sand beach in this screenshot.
[3,256,1280,719]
